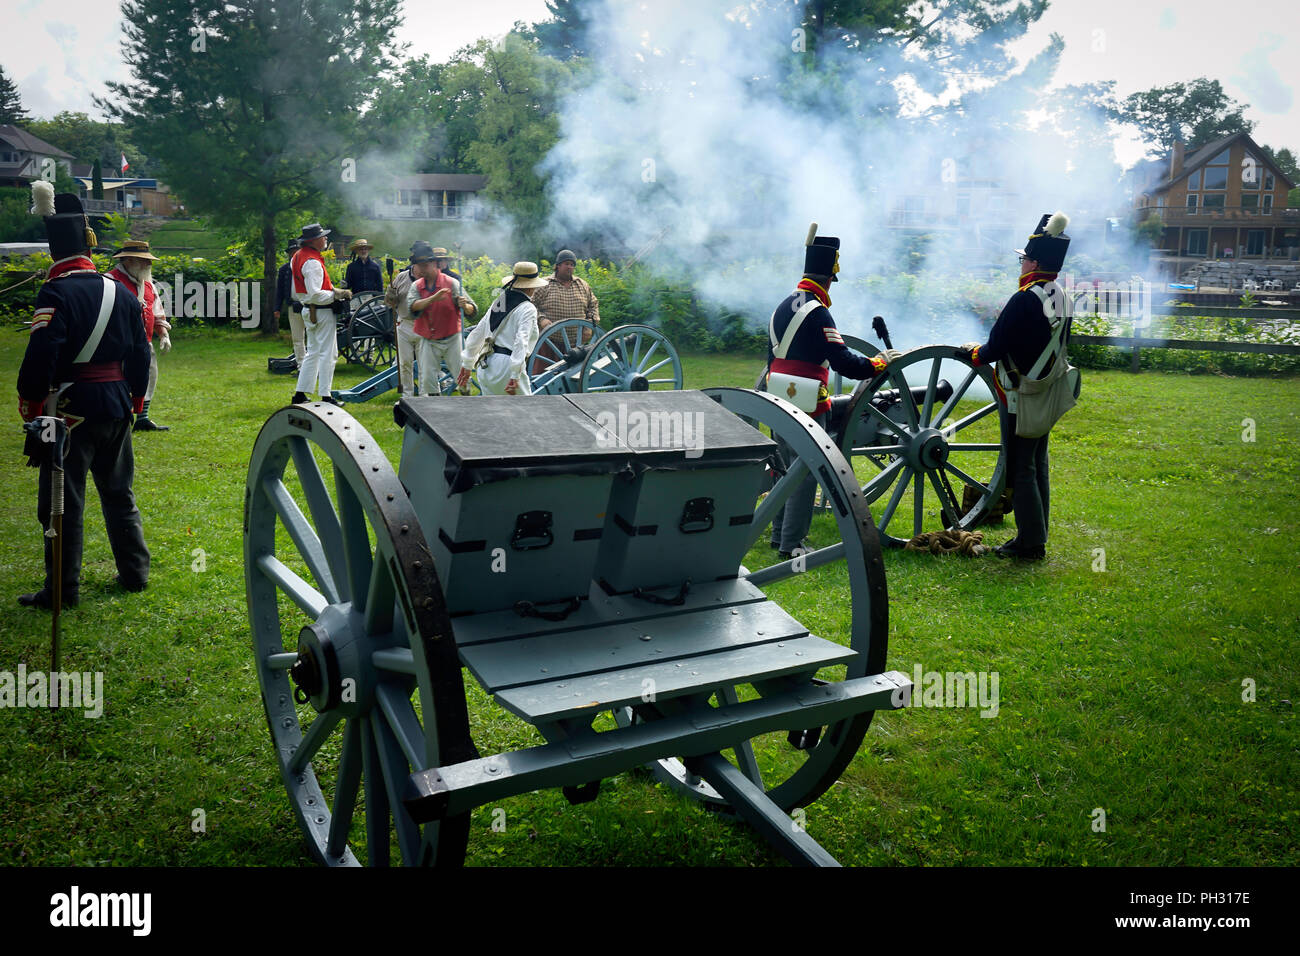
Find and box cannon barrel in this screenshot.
[871,379,953,409]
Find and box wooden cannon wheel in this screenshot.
[528,318,599,392]
[840,345,1010,547]
[244,403,477,866]
[340,294,396,371]
[614,387,890,814]
[579,324,683,393]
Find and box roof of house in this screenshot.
[394,173,488,192]
[0,124,74,159]
[1148,130,1296,192]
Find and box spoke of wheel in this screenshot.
[891,369,921,429]
[878,464,912,533]
[928,471,962,527]
[921,357,942,426]
[363,551,396,636]
[862,400,906,439]
[372,713,421,866]
[642,357,672,375]
[934,367,978,429]
[947,443,1002,452]
[256,553,327,619]
[861,455,907,501]
[288,438,348,601]
[637,340,659,372]
[262,477,339,605]
[359,717,390,867]
[746,541,845,586]
[376,682,426,769]
[590,363,620,381]
[335,467,371,613]
[945,461,992,497]
[289,709,343,775]
[912,469,924,538]
[718,686,763,788]
[949,402,998,433]
[855,445,904,455]
[586,385,620,392]
[327,718,363,859]
[748,458,809,549]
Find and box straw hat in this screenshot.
[501,261,547,289]
[113,239,159,261]
[348,237,373,252]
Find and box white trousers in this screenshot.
[395,319,421,394]
[417,333,463,396]
[295,307,338,395]
[288,308,306,365]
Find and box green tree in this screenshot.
[532,0,594,61]
[1259,145,1298,185]
[100,0,403,333]
[0,64,29,126]
[1122,79,1254,156]
[91,157,104,199]
[435,35,571,248]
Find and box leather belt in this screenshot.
[492,345,513,357]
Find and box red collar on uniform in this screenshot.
[48,256,97,280]
[796,278,831,308]
[1018,271,1058,292]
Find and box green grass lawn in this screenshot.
[0,325,1295,866]
[139,220,228,258]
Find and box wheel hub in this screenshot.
[289,605,378,716]
[627,373,649,391]
[904,427,949,471]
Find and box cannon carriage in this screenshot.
[267,292,396,375]
[753,331,1012,550]
[244,389,908,866]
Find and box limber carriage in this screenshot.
[243,389,909,866]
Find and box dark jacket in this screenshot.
[766,292,877,380]
[978,287,1054,377]
[275,262,294,313]
[345,257,384,295]
[19,270,150,422]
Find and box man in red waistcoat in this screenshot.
[107,239,173,431]
[408,244,477,396]
[290,223,350,404]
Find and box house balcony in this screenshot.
[1136,206,1300,228]
[365,204,483,222]
[84,198,125,214]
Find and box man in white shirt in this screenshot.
[290,223,351,404]
[458,262,545,396]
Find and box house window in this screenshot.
[1202,194,1225,211]
[1242,194,1259,214]
[1246,231,1266,255]
[1186,229,1208,255]
[1241,156,1259,189]
[1210,148,1231,164]
[1187,194,1198,214]
[1202,165,1228,190]
[0,150,18,163]
[1264,173,1275,191]
[1263,195,1274,213]
[1186,170,1200,190]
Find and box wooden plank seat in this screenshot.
[450,578,857,725]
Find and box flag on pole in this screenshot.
[121,153,129,174]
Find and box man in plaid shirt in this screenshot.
[533,249,600,332]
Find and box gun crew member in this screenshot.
[957,212,1072,562]
[16,184,151,608]
[291,223,350,405]
[106,239,172,431]
[408,243,478,396]
[533,248,599,332]
[765,224,900,559]
[458,261,544,396]
[275,238,304,367]
[344,238,384,296]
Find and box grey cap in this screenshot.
[556,249,577,265]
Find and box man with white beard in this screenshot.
[106,240,173,431]
[457,262,545,396]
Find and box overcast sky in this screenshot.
[2,0,1295,168]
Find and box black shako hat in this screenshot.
[32,184,96,260]
[298,222,330,241]
[802,222,840,282]
[1017,212,1070,272]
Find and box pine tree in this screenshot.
[0,64,30,126]
[92,157,104,200]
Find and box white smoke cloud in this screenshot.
[538,0,1133,348]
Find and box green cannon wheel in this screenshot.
[614,387,889,814]
[244,402,477,866]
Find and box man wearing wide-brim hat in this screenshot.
[291,223,351,404]
[344,237,383,298]
[458,262,545,396]
[106,239,173,431]
[384,241,427,395]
